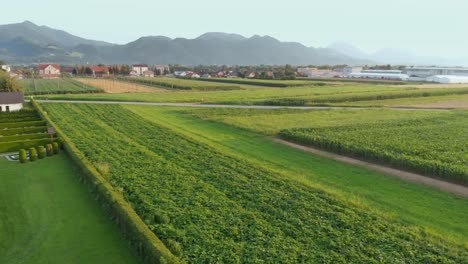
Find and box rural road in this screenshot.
[274,139,468,197]
[34,100,451,111]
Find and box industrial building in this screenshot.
[361,70,403,74]
[426,75,468,84]
[404,67,468,78]
[348,72,409,81]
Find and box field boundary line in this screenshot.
[33,99,452,111]
[273,138,468,197]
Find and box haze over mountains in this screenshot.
[328,42,468,67]
[0,21,465,66]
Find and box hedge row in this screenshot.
[0,126,47,136]
[32,100,179,264]
[0,120,47,129]
[0,133,50,143]
[196,78,328,87]
[25,89,104,96]
[0,110,40,123]
[0,138,55,153]
[256,87,468,106]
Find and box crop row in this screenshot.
[20,78,104,95]
[197,77,326,87]
[252,87,468,105]
[279,112,468,185]
[41,102,467,263]
[118,77,242,91]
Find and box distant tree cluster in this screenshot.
[0,70,21,92]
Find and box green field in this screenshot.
[120,77,244,90]
[280,112,468,184]
[188,107,468,183]
[36,82,468,107]
[20,78,103,95]
[195,77,328,87]
[39,102,467,262]
[0,155,139,263]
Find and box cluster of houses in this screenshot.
[18,63,171,79]
[174,70,270,79]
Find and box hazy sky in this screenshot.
[1,0,467,58]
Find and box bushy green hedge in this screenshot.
[0,126,48,136]
[29,147,37,161]
[52,142,59,154]
[0,138,53,153]
[0,133,50,143]
[19,149,27,163]
[37,146,46,159]
[0,120,47,129]
[32,100,179,264]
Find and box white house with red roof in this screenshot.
[143,70,155,77]
[38,64,60,78]
[132,64,149,76]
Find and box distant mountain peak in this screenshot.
[196,32,246,42]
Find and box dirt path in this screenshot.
[273,138,468,197]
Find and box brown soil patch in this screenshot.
[76,78,168,93]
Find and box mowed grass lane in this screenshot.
[0,155,139,264]
[126,106,468,245]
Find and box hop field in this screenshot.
[279,111,468,184]
[41,102,467,263]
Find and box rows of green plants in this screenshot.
[0,109,40,123]
[118,77,242,91]
[197,77,326,87]
[280,111,468,185]
[32,101,179,264]
[20,78,103,95]
[218,87,468,105]
[41,102,467,263]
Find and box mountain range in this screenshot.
[327,42,468,67]
[0,21,369,65]
[0,21,465,66]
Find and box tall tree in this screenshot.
[0,71,22,92]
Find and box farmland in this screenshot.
[75,78,167,93]
[187,107,468,184]
[0,155,139,263]
[279,111,468,184]
[20,78,103,95]
[39,102,467,262]
[120,77,244,90]
[195,77,327,87]
[35,80,468,108]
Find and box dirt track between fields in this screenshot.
[274,139,468,197]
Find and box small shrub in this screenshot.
[29,147,37,161]
[165,239,182,257]
[46,144,53,156]
[19,149,27,163]
[154,212,170,224]
[37,146,46,159]
[52,142,60,154]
